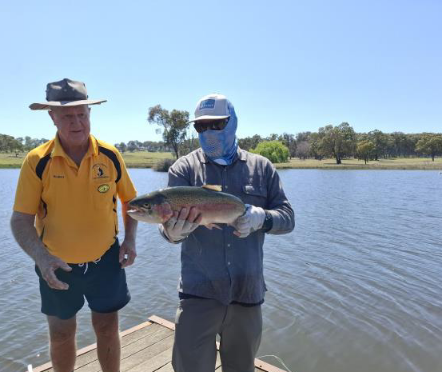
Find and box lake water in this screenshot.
[1,168,441,372]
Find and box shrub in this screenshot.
[153,158,175,172]
[250,141,289,163]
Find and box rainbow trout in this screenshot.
[127,185,246,225]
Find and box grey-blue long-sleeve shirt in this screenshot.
[161,148,295,305]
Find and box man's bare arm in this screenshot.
[119,201,138,268]
[10,211,71,289]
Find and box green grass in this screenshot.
[2,151,442,170]
[275,157,442,170]
[0,152,26,168]
[121,151,174,168]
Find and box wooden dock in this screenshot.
[33,315,287,372]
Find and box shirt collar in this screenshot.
[52,134,98,158]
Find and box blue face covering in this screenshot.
[198,102,238,165]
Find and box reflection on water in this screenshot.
[1,169,441,372]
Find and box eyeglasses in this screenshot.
[193,119,229,133]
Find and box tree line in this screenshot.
[142,105,442,163]
[0,135,49,156]
[2,121,442,164]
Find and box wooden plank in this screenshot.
[254,358,288,372]
[119,334,174,371]
[33,321,157,372]
[33,315,289,372]
[149,316,288,372]
[148,315,175,331]
[155,361,174,372]
[77,327,173,372]
[74,323,165,371]
[126,345,173,372]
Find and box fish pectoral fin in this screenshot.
[204,223,222,230]
[202,184,222,192]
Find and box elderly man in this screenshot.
[10,78,138,372]
[160,94,295,372]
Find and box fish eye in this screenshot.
[144,203,151,210]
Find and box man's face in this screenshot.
[49,105,91,148]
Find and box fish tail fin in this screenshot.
[204,223,222,230]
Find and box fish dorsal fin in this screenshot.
[202,184,222,192]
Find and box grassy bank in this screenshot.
[2,151,441,170]
[121,151,174,168]
[0,151,174,169]
[274,157,442,170]
[0,153,26,168]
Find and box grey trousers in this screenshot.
[172,298,262,372]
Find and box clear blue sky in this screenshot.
[0,0,441,144]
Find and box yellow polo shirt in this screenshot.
[13,135,137,263]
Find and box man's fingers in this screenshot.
[160,202,174,222]
[233,230,249,238]
[58,261,72,272]
[235,222,250,232]
[187,207,200,223]
[119,247,125,263]
[178,207,190,220]
[194,214,203,225]
[173,217,187,232]
[44,270,69,290]
[121,251,136,268]
[165,212,179,229]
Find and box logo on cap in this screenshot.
[199,99,215,110]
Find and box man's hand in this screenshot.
[232,204,266,238]
[163,207,202,242]
[35,253,72,290]
[119,239,137,268]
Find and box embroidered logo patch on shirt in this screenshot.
[97,184,110,193]
[92,163,109,180]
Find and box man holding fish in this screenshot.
[129,94,295,372]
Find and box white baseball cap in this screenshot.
[188,93,231,123]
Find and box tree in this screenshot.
[416,134,442,161]
[127,141,139,152]
[238,135,262,151]
[180,132,200,156]
[279,133,296,159]
[250,141,289,163]
[296,131,312,143]
[115,142,127,153]
[0,134,23,153]
[308,132,323,160]
[267,133,279,141]
[148,105,190,159]
[357,140,375,164]
[295,141,310,160]
[318,122,356,164]
[368,130,389,160]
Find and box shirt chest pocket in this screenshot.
[241,185,267,208]
[91,181,117,210]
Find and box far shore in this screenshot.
[1,151,441,170]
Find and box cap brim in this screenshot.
[29,99,107,110]
[188,115,230,124]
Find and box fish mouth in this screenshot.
[127,205,143,214]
